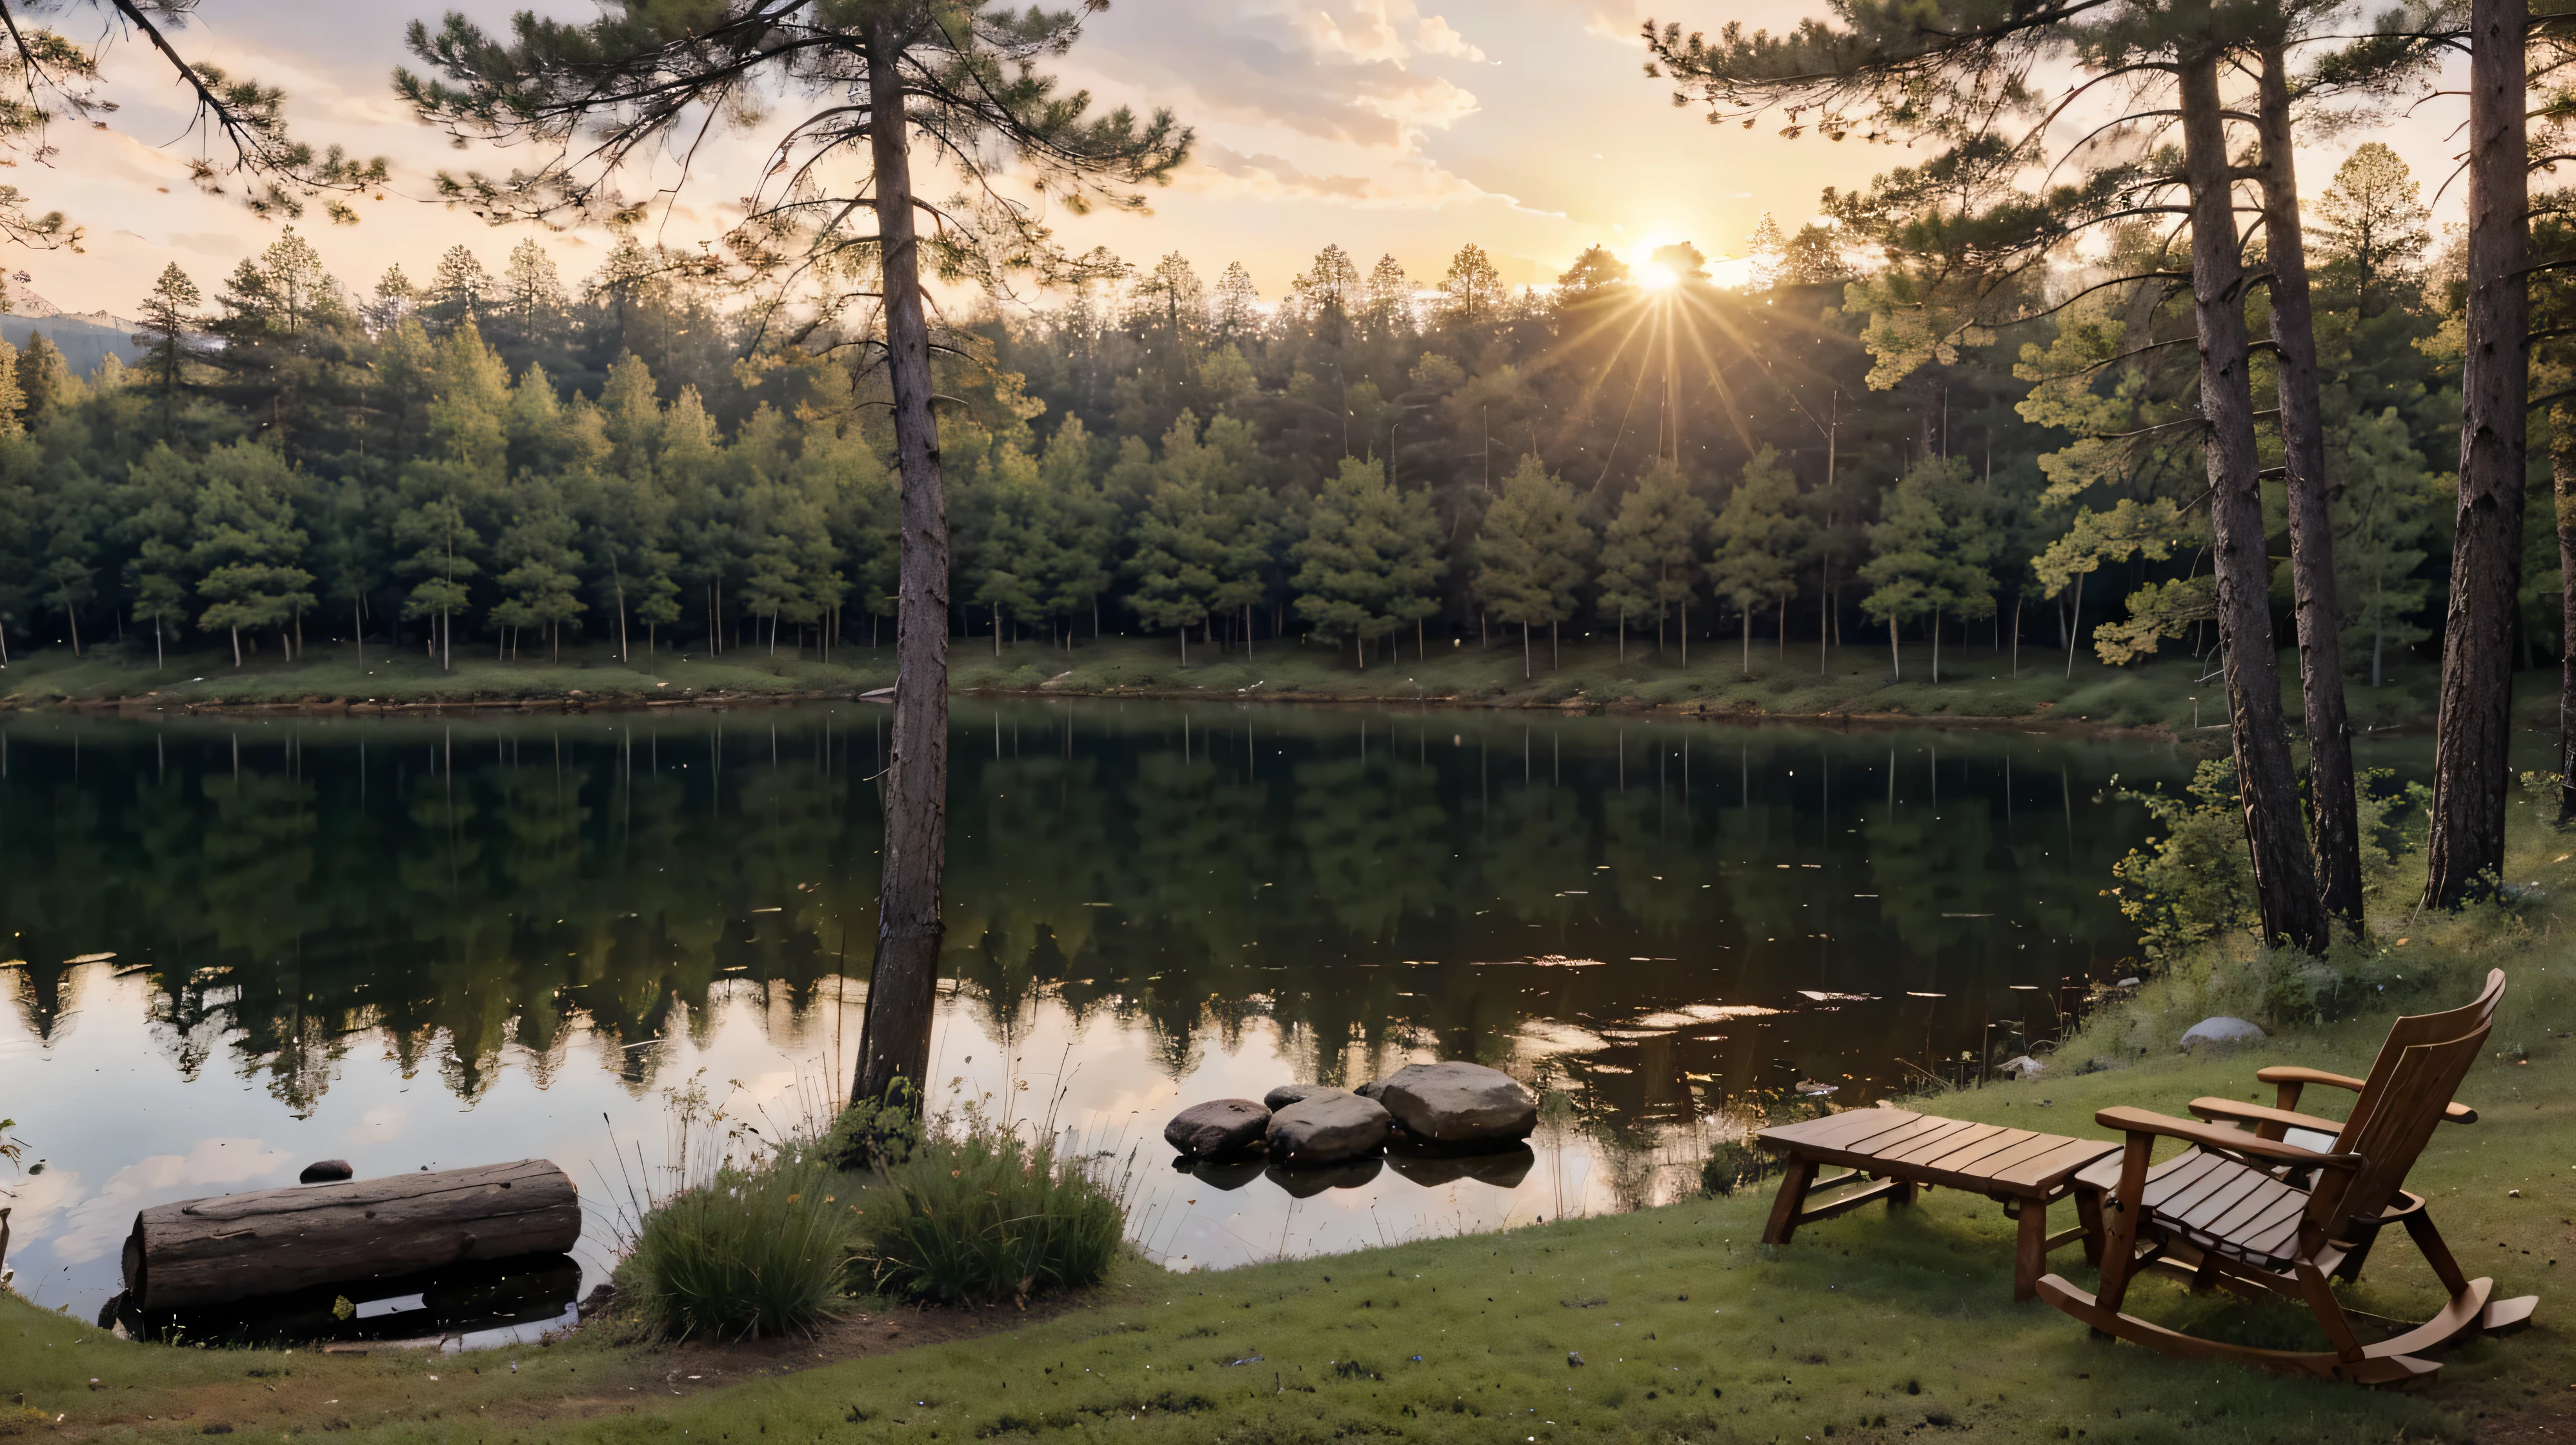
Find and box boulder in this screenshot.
[1266,1092,1392,1164]
[1164,1099,1271,1161]
[2179,1017,2266,1048]
[297,1159,354,1184]
[1351,1080,1386,1101]
[1375,1061,1538,1147]
[1263,1084,1336,1111]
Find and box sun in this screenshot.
[1638,261,1680,292]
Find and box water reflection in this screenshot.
[1,700,2191,1320]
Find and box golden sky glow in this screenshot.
[0,1,2475,321]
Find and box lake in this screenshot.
[1,698,2202,1334]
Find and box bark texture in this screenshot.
[121,1159,578,1310]
[2555,407,2576,822]
[2257,48,2361,937]
[854,19,951,1109]
[2426,0,2531,906]
[2180,50,2327,954]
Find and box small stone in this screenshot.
[298,1159,354,1184]
[1567,1351,1585,1368]
[2511,1190,2523,1199]
[1263,1084,1336,1111]
[1164,1100,1271,1161]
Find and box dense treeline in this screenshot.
[0,144,2480,678]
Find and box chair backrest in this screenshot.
[2311,969,2505,1231]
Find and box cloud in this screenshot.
[1086,0,1486,154]
[1194,144,1377,201]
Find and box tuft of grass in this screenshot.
[619,1150,857,1340]
[841,1102,1129,1308]
[1697,1137,1771,1196]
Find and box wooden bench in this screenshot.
[1757,1108,2118,1301]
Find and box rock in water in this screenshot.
[1263,1084,1334,1111]
[1376,1061,1538,1146]
[2179,1017,2266,1048]
[1164,1100,1270,1160]
[1266,1092,1392,1164]
[1351,1080,1386,1101]
[298,1160,355,1184]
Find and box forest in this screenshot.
[0,143,2477,684]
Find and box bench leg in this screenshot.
[2075,1186,2105,1268]
[1764,1157,1816,1246]
[2015,1195,2049,1302]
[1892,1177,1920,1209]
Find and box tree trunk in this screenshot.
[2428,0,2532,906]
[1179,625,1188,666]
[1931,604,1941,684]
[2259,45,2362,935]
[2009,596,2019,678]
[2555,407,2576,823]
[65,603,79,657]
[1887,613,1899,679]
[352,598,363,668]
[230,624,241,669]
[1243,601,1254,660]
[2064,572,2083,679]
[1680,599,1689,667]
[2182,46,2327,953]
[1522,620,1531,679]
[122,1160,579,1311]
[854,23,953,1113]
[1741,603,1751,678]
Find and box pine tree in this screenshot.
[1860,455,1991,683]
[1744,214,1789,291]
[2313,143,2430,319]
[119,443,197,666]
[135,263,203,442]
[489,485,585,661]
[190,443,314,667]
[1291,245,1362,344]
[2340,408,2433,688]
[1438,243,1505,327]
[1292,456,1439,668]
[15,332,69,423]
[1211,263,1262,341]
[1595,461,1710,663]
[1707,445,1802,677]
[424,245,493,335]
[1473,453,1591,677]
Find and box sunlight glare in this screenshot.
[1638,261,1680,292]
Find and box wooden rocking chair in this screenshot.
[2035,968,2538,1384]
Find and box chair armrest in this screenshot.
[2094,1106,2364,1171]
[2253,1066,2476,1124]
[2186,1097,2346,1139]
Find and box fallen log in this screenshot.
[122,1159,579,1310]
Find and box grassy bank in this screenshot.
[12,787,2576,1442]
[0,631,2511,733]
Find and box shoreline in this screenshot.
[0,634,2473,741]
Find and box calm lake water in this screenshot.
[1,698,2219,1331]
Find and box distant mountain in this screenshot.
[0,273,141,375]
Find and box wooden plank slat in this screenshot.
[1917,1127,2042,1177]
[1786,1115,1969,1168]
[1759,1109,1918,1151]
[2175,1168,2273,1233]
[1879,1120,2006,1167]
[1989,1137,2125,1191]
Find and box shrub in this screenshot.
[844,1103,1128,1306]
[1700,1139,1770,1197]
[621,1150,857,1340]
[2108,759,2255,967]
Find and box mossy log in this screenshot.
[122,1159,579,1310]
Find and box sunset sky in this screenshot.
[6,0,2468,323]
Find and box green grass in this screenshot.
[840,1103,1131,1308]
[0,629,2499,735]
